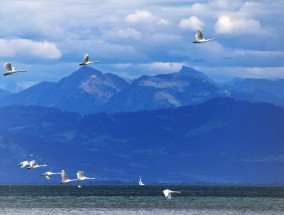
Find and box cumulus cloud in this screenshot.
[215,15,263,34]
[179,16,204,31]
[0,39,62,59]
[0,0,282,84]
[125,10,154,24]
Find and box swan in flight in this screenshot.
[41,171,61,179]
[18,161,30,168]
[3,62,27,76]
[76,171,96,181]
[27,160,47,169]
[139,176,145,186]
[79,54,100,66]
[163,189,181,199]
[193,30,215,43]
[60,170,78,184]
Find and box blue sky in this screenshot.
[0,0,284,89]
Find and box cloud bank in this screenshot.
[0,39,61,59]
[0,0,283,85]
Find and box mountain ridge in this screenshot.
[0,66,284,114]
[1,98,283,184]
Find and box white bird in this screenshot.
[60,170,78,184]
[76,171,96,181]
[139,176,145,186]
[3,62,27,76]
[18,161,30,168]
[79,54,100,66]
[41,171,61,179]
[27,160,47,169]
[78,185,82,188]
[163,189,181,199]
[193,30,215,43]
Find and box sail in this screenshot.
[139,176,145,186]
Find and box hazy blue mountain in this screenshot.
[0,67,131,114]
[1,66,284,114]
[224,78,284,106]
[103,66,228,112]
[0,66,228,114]
[0,88,11,98]
[178,65,215,83]
[3,82,24,93]
[1,98,283,184]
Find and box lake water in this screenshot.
[0,185,283,214]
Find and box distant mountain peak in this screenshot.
[178,66,214,83]
[58,66,103,87]
[4,82,23,93]
[68,66,102,79]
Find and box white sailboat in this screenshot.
[139,176,145,186]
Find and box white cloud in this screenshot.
[179,16,204,31]
[146,34,182,45]
[0,39,62,59]
[215,15,263,34]
[61,38,145,63]
[0,0,282,83]
[196,66,284,81]
[104,28,142,41]
[0,40,15,57]
[125,10,154,24]
[139,62,182,73]
[233,49,284,58]
[210,0,242,10]
[158,19,169,25]
[113,62,183,75]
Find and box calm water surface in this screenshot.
[0,185,283,214]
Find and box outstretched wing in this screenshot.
[83,54,89,63]
[4,62,12,72]
[77,171,85,179]
[163,189,169,197]
[61,170,68,181]
[29,160,36,168]
[195,30,203,41]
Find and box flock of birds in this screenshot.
[3,30,213,76]
[18,160,96,187]
[13,29,214,199]
[18,160,180,199]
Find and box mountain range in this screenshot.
[223,78,284,107]
[0,65,283,114]
[0,66,283,184]
[1,98,284,184]
[0,66,229,114]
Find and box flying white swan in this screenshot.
[139,176,145,186]
[76,171,96,181]
[163,189,181,199]
[79,54,100,66]
[193,30,215,44]
[41,171,61,179]
[27,160,47,169]
[60,170,78,184]
[18,161,30,168]
[3,62,27,76]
